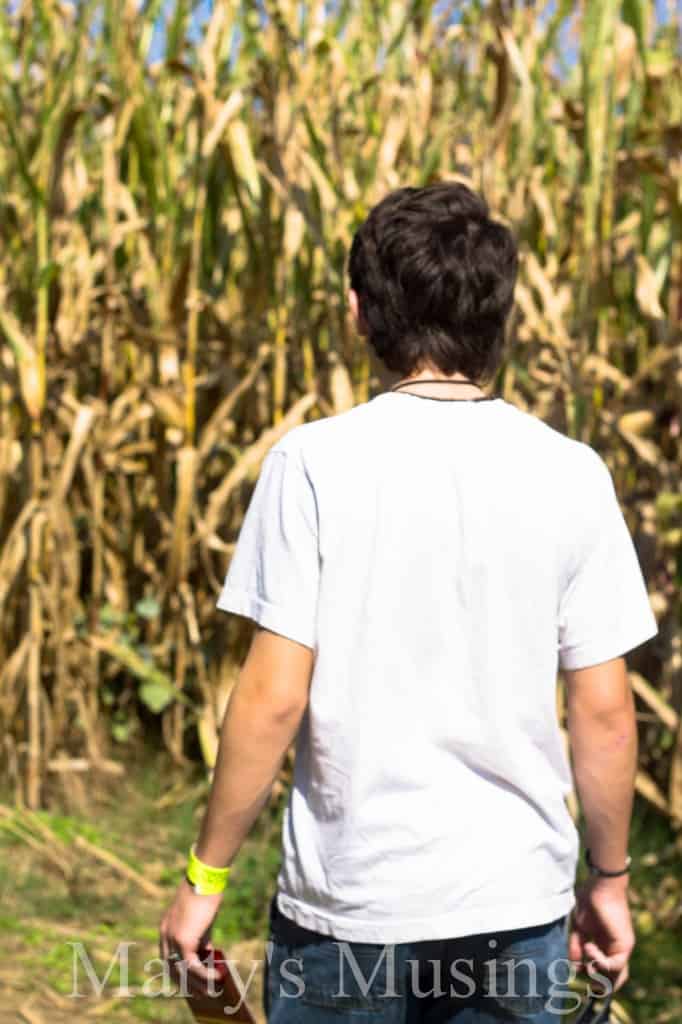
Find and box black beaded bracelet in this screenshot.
[585,847,632,877]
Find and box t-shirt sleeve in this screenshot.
[216,446,320,650]
[557,451,658,671]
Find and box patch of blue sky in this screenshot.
[140,0,677,65]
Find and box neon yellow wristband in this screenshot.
[186,843,230,896]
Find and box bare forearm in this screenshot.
[568,691,637,871]
[158,630,312,975]
[194,686,304,869]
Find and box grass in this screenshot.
[621,806,682,1021]
[0,745,680,1023]
[0,746,280,1022]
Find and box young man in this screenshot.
[160,182,658,1021]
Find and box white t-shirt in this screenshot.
[216,391,658,943]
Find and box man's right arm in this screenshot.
[564,654,637,992]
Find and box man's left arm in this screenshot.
[159,627,314,976]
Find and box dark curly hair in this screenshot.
[347,182,518,383]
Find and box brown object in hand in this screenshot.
[183,946,256,1023]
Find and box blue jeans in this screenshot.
[263,893,575,1022]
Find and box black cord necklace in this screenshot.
[389,377,496,402]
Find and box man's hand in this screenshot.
[159,878,223,983]
[569,875,634,993]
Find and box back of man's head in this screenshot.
[348,181,518,383]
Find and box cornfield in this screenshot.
[0,0,680,816]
